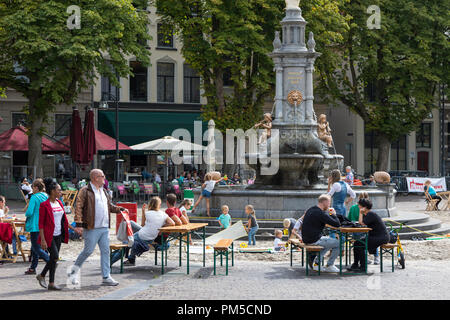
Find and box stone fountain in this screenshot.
[193,0,397,219]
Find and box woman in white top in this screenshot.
[124,196,175,266]
[21,178,33,199]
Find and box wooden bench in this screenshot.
[109,243,129,274]
[288,238,305,267]
[380,243,399,272]
[213,239,234,276]
[304,245,324,276]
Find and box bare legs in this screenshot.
[191,195,211,217]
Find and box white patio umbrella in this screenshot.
[130,136,206,196]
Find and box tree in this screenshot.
[0,0,150,176]
[318,0,450,171]
[154,0,349,173]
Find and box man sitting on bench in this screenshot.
[302,194,341,273]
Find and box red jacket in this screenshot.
[0,223,12,244]
[38,199,69,247]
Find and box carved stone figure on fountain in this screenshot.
[254,113,272,146]
[317,114,333,147]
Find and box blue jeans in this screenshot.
[74,227,110,279]
[248,226,258,245]
[30,231,49,270]
[311,236,340,267]
[127,232,154,263]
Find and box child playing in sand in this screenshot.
[273,229,285,251]
[218,205,232,229]
[191,173,222,217]
[244,205,259,246]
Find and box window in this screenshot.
[183,64,200,103]
[223,68,233,86]
[364,81,377,102]
[129,61,148,101]
[101,62,120,101]
[157,23,174,48]
[12,113,27,127]
[157,62,175,102]
[416,123,431,148]
[390,135,407,171]
[364,131,378,175]
[54,114,72,138]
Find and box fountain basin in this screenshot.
[192,183,397,219]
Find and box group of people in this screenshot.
[276,169,390,272]
[5,169,132,290]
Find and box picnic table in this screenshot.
[326,225,372,275]
[0,218,29,263]
[437,191,450,210]
[158,222,208,275]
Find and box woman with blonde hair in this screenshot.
[121,197,175,266]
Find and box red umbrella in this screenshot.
[70,109,85,163]
[83,109,97,164]
[0,126,68,153]
[60,129,132,151]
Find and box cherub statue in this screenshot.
[254,113,272,145]
[317,114,333,147]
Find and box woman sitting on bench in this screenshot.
[347,198,389,273]
[122,196,175,266]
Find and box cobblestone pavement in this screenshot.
[126,259,450,300]
[1,196,449,300]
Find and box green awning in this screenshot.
[98,110,206,147]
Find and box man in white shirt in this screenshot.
[70,169,128,286]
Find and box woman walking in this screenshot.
[24,179,50,275]
[36,178,69,290]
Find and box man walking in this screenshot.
[302,194,341,272]
[68,169,128,286]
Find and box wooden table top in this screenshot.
[159,222,208,233]
[326,224,372,233]
[437,191,450,196]
[1,218,26,224]
[339,227,372,233]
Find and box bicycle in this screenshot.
[386,222,406,269]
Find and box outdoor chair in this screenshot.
[20,189,29,211]
[425,191,439,211]
[116,184,128,202]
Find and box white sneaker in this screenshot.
[367,259,373,265]
[312,264,319,272]
[374,256,380,265]
[67,266,80,285]
[102,276,119,286]
[324,265,340,273]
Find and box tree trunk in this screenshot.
[27,105,44,178]
[214,67,225,116]
[376,133,390,172]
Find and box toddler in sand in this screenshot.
[273,229,286,251]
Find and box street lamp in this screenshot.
[100,91,122,182]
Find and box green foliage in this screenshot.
[319,0,449,142]
[154,0,349,132]
[0,0,151,124]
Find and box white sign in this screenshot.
[405,177,447,192]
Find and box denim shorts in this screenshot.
[202,189,212,198]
